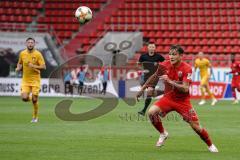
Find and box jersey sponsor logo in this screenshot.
[178,71,183,78]
[32,57,36,63]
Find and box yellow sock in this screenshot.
[200,87,205,100]
[206,87,215,99]
[32,102,39,119]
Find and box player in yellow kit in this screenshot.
[16,37,46,123]
[194,52,217,106]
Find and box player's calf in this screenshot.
[148,105,165,134]
[189,120,218,152]
[32,96,38,104]
[148,107,168,147]
[31,95,39,122]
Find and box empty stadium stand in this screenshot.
[37,0,107,42]
[0,0,42,26]
[0,0,239,66]
[103,0,240,66]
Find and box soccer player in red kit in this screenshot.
[228,55,240,104]
[136,45,218,152]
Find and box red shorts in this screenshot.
[231,76,240,89]
[154,96,198,122]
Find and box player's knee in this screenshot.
[147,107,154,115]
[22,97,29,102]
[32,97,38,104]
[200,85,205,89]
[148,106,158,116]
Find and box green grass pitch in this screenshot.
[0,96,240,160]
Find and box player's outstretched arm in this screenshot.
[136,64,167,101]
[143,63,167,89]
[136,71,161,101]
[136,74,158,101]
[226,69,233,75]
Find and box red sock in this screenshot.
[195,128,212,146]
[149,114,164,133]
[232,87,237,99]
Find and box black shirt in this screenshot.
[138,53,165,82]
[139,53,165,63]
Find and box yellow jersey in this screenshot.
[18,49,45,86]
[194,58,211,78]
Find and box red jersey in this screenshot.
[157,61,192,101]
[230,61,240,77]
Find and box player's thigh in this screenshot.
[31,86,40,103]
[200,76,209,86]
[32,86,40,97]
[21,85,31,99]
[233,77,240,91]
[174,101,199,123]
[148,105,161,115]
[149,97,173,117]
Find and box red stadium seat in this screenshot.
[9,15,14,22]
[1,0,231,59]
[25,16,32,23]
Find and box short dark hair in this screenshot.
[170,45,184,54]
[147,42,157,48]
[26,37,35,42]
[148,41,155,45]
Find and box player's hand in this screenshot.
[147,87,154,91]
[28,63,40,73]
[235,72,239,76]
[136,89,144,102]
[28,63,35,68]
[159,75,170,82]
[146,87,155,97]
[15,67,21,72]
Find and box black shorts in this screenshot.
[79,81,84,87]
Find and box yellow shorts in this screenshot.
[21,85,40,96]
[200,75,209,86]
